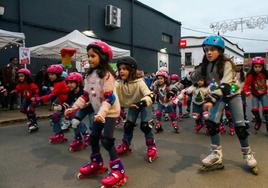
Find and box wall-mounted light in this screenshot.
[160,48,167,53]
[82,30,97,38]
[0,5,5,16]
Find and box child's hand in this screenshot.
[130,104,139,109]
[64,107,78,118]
[94,114,105,123]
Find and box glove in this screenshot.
[133,100,147,110]
[64,107,78,118]
[219,83,231,97]
[244,91,251,97]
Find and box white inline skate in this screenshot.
[241,147,258,175]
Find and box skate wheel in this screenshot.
[251,167,258,175]
[69,147,74,152]
[198,164,224,172]
[76,172,84,179]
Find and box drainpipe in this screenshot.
[130,0,134,56]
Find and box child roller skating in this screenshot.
[243,56,268,134]
[115,56,158,162]
[32,64,70,143]
[13,68,39,133]
[65,41,128,186]
[191,35,258,175]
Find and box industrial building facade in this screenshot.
[0,0,181,74]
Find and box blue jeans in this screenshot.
[123,106,154,145]
[208,95,249,147]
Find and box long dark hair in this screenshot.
[87,48,115,79]
[246,64,268,80]
[200,49,235,80]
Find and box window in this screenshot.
[185,52,192,66]
[162,33,172,43]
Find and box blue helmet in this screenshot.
[202,35,225,50]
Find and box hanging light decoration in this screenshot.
[210,15,268,33]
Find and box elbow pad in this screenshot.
[104,91,116,105]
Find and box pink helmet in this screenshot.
[65,72,83,84]
[159,67,168,73]
[170,74,179,81]
[87,41,113,61]
[156,71,169,79]
[17,68,31,76]
[252,57,265,65]
[47,64,63,75]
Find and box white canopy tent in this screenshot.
[29,30,130,60]
[0,29,25,49]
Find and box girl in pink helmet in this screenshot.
[243,56,268,134]
[13,68,39,133]
[153,70,179,133]
[64,41,127,187]
[31,64,70,143]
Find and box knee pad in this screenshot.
[251,107,259,113]
[89,134,99,146]
[124,121,135,134]
[192,113,200,119]
[155,110,162,118]
[140,121,152,135]
[235,126,249,140]
[101,137,115,151]
[168,112,177,120]
[71,118,81,129]
[206,120,219,136]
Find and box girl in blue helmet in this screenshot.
[190,35,258,174]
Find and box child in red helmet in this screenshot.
[65,41,127,187]
[243,56,268,134]
[31,64,70,143]
[13,68,39,133]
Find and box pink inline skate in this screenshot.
[146,139,158,163]
[116,140,131,155]
[101,158,128,188]
[154,120,163,133]
[69,139,88,152]
[171,121,179,133]
[77,153,108,179]
[49,133,67,144]
[229,122,235,136]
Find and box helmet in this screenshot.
[87,41,113,61]
[170,74,179,81]
[65,72,83,84]
[159,67,168,73]
[252,57,265,65]
[202,35,225,49]
[117,56,137,69]
[17,68,31,76]
[156,71,169,79]
[47,64,63,75]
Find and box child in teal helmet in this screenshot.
[190,35,258,174]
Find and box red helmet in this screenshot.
[65,72,83,84]
[170,74,179,81]
[156,71,169,79]
[87,41,113,61]
[17,68,31,76]
[252,57,265,65]
[47,64,63,75]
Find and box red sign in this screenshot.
[179,39,187,48]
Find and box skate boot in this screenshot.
[155,120,163,133]
[28,122,39,133]
[241,147,258,175]
[83,133,90,144]
[218,123,226,135]
[199,145,224,172]
[77,153,108,179]
[116,140,131,155]
[49,133,68,144]
[101,158,128,188]
[194,123,204,133]
[229,122,235,136]
[171,121,179,133]
[254,121,262,134]
[146,139,158,163]
[69,138,88,152]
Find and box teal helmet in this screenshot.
[202,35,225,50]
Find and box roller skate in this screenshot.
[146,139,158,163]
[69,138,88,152]
[202,111,209,120]
[194,123,204,133]
[229,122,235,136]
[171,121,179,133]
[154,120,163,133]
[49,133,67,144]
[28,122,39,133]
[199,145,224,172]
[218,123,226,135]
[116,140,131,155]
[77,153,108,179]
[101,158,128,188]
[254,121,262,134]
[241,147,258,175]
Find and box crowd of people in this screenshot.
[2,35,267,187]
